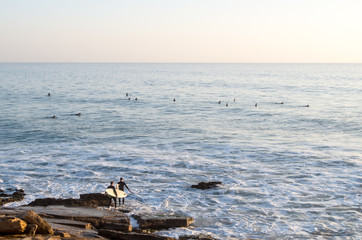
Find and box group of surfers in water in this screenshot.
[106,177,132,209]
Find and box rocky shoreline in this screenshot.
[0,187,220,240]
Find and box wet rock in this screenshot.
[28,193,109,207]
[134,215,193,230]
[0,189,26,206]
[0,217,27,234]
[22,210,54,235]
[179,234,219,240]
[28,198,83,207]
[79,193,109,206]
[98,229,177,240]
[191,182,222,190]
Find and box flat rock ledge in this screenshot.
[0,193,208,240]
[134,214,193,230]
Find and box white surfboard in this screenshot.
[105,188,127,198]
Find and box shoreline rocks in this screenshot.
[0,189,26,207]
[0,192,212,240]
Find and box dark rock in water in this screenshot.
[0,189,26,206]
[191,182,222,190]
[179,234,220,240]
[98,229,177,240]
[134,215,193,230]
[28,193,109,207]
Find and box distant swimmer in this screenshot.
[255,103,258,107]
[128,97,131,100]
[226,103,228,107]
[135,98,138,101]
[47,93,51,96]
[173,98,176,102]
[126,93,128,97]
[234,98,236,102]
[46,115,56,119]
[218,100,221,104]
[71,112,82,116]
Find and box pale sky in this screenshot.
[1,0,361,63]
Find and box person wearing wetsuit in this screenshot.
[106,181,118,209]
[117,177,132,207]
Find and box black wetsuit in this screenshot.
[107,185,117,208]
[117,181,130,206]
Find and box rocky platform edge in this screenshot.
[1,188,219,240]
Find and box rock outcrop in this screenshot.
[28,193,109,207]
[0,189,25,206]
[0,193,203,239]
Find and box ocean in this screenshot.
[0,63,361,239]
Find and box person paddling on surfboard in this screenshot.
[106,181,118,209]
[117,177,132,207]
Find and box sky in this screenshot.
[1,0,362,63]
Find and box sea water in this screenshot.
[0,63,361,239]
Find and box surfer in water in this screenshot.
[106,181,118,209]
[117,177,132,207]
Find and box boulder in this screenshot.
[22,210,54,235]
[134,215,193,230]
[25,223,38,236]
[0,217,27,234]
[98,229,177,240]
[191,182,222,190]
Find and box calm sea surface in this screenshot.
[0,63,361,239]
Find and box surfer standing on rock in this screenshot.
[106,181,118,209]
[117,177,132,207]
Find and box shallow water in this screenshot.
[0,63,361,239]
